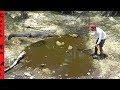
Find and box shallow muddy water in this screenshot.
[23,35,94,78]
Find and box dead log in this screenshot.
[5,51,26,73]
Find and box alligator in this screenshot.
[8,31,56,40]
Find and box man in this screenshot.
[89,24,107,56]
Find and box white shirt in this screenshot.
[91,27,107,44]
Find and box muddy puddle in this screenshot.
[22,35,95,79]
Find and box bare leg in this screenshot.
[94,45,98,55]
[100,47,103,54]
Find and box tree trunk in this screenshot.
[20,11,28,19]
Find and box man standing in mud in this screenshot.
[89,24,107,56]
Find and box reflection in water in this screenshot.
[23,35,94,78]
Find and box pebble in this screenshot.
[60,64,62,66]
[42,68,51,74]
[52,71,55,73]
[61,42,65,45]
[66,50,69,53]
[68,45,73,50]
[27,67,32,71]
[24,72,31,77]
[58,75,62,77]
[62,63,68,66]
[87,72,90,75]
[89,69,91,71]
[56,41,62,46]
[65,74,68,76]
[34,67,40,71]
[30,76,34,79]
[45,56,47,58]
[40,64,46,67]
[70,34,78,38]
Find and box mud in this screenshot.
[21,35,94,79]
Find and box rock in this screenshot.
[66,50,69,53]
[54,29,65,36]
[58,75,62,77]
[10,14,16,19]
[42,68,51,74]
[56,41,65,46]
[92,55,98,59]
[67,78,71,79]
[56,41,62,46]
[69,34,78,38]
[34,67,40,71]
[60,47,63,48]
[40,64,46,67]
[53,46,55,48]
[89,69,91,71]
[30,76,34,79]
[27,67,32,71]
[109,17,116,22]
[62,63,68,66]
[28,47,30,49]
[60,64,62,67]
[11,75,15,78]
[117,73,120,77]
[45,56,47,58]
[61,42,65,45]
[87,72,90,75]
[24,72,32,77]
[52,71,55,73]
[65,74,68,76]
[68,45,73,50]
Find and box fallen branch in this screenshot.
[5,51,26,73]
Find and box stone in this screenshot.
[24,72,31,77]
[40,64,46,67]
[61,42,65,45]
[58,75,62,77]
[68,45,73,50]
[30,76,34,79]
[52,71,55,73]
[56,41,62,46]
[65,74,68,76]
[87,72,90,75]
[42,68,51,74]
[45,56,47,58]
[60,64,62,67]
[69,34,78,38]
[62,63,68,66]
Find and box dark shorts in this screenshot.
[96,38,106,47]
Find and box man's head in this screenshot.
[89,24,96,31]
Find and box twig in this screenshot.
[5,51,26,73]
